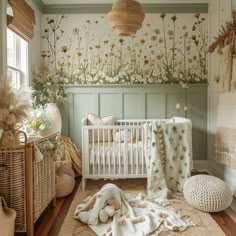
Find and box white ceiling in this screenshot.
[42,0,209,5]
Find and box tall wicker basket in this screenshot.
[0,134,57,236]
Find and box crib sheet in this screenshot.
[89,141,145,166]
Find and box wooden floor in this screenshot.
[16,177,236,236]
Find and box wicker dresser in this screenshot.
[0,134,57,236]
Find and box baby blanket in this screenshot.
[74,183,191,236]
[144,120,192,198]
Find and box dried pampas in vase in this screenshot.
[0,75,32,147]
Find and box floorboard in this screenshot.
[48,178,81,236]
[211,210,236,236]
[35,198,65,236]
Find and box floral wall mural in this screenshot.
[39,13,208,87]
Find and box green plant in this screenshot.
[32,69,66,106]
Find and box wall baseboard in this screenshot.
[208,158,224,178]
[193,160,208,171]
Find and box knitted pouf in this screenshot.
[183,175,233,212]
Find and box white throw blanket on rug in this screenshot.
[74,184,191,236]
[144,119,192,198]
[216,92,236,169]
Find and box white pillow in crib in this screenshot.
[87,113,116,142]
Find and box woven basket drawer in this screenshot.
[0,147,26,232]
[0,134,57,233]
[33,152,55,221]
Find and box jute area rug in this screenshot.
[58,179,226,236]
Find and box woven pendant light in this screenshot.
[108,0,145,37]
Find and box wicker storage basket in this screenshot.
[56,161,75,198]
[0,134,57,235]
[0,196,16,236]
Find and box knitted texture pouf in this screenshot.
[183,175,233,212]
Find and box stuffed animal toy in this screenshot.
[74,183,132,225]
[98,198,120,223]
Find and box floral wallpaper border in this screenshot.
[38,13,208,86]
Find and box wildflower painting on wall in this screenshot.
[40,13,208,85]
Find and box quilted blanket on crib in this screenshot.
[144,121,192,198]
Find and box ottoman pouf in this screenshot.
[183,175,233,212]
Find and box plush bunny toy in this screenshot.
[74,183,130,226]
[98,198,120,223]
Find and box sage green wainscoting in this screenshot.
[60,84,207,160]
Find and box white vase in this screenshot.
[44,103,62,136]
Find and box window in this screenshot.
[7,28,28,89]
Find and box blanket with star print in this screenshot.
[144,118,192,199]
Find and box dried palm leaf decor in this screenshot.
[209,10,236,169]
[209,9,236,54]
[108,0,145,37]
[208,9,236,92]
[61,136,82,176]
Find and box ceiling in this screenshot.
[41,0,209,5]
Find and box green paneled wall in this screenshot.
[61,84,207,160]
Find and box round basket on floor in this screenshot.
[56,161,76,198]
[0,197,16,236]
[183,175,233,212]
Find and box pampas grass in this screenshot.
[0,75,33,131]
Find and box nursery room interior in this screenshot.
[0,0,236,235]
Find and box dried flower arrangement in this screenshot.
[32,69,66,106]
[0,75,32,147]
[208,10,236,53]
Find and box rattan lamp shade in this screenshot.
[7,0,35,42]
[108,0,145,37]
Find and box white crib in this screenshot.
[81,117,191,191]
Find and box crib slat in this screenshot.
[108,129,111,175]
[119,128,121,175]
[98,129,100,175]
[124,128,128,176]
[136,127,138,174]
[92,129,95,175]
[113,132,115,175]
[142,127,144,175]
[131,128,133,175]
[103,129,105,176]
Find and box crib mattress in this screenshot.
[88,141,145,166]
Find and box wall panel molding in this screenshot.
[61,84,207,161]
[37,3,208,14]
